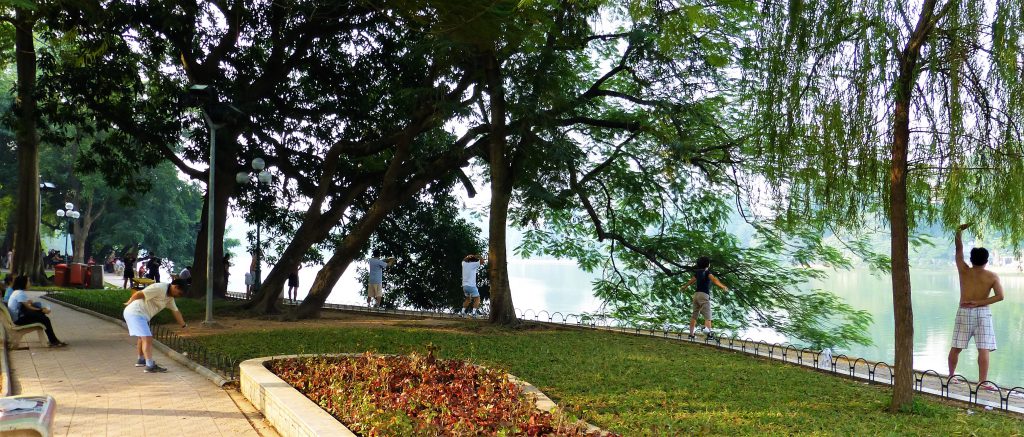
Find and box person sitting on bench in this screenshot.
[6,275,68,347]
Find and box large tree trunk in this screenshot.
[71,198,100,264]
[887,0,941,412]
[483,52,517,326]
[293,199,401,319]
[188,193,210,298]
[246,210,343,314]
[11,9,45,283]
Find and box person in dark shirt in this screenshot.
[146,256,161,282]
[681,256,729,339]
[122,254,137,289]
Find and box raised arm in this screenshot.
[955,223,971,270]
[709,274,728,292]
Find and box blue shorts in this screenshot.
[123,310,152,337]
[463,285,480,298]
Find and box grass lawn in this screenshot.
[192,324,1023,436]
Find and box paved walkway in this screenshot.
[9,291,260,437]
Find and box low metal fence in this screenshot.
[223,291,1024,412]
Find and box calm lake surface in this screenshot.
[230,259,1023,388]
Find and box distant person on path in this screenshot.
[122,253,137,289]
[7,275,68,347]
[366,251,396,307]
[287,265,301,302]
[223,254,232,293]
[144,255,161,282]
[948,223,1004,390]
[5,249,11,270]
[122,279,189,373]
[460,254,487,317]
[245,257,258,298]
[682,256,728,339]
[114,258,125,276]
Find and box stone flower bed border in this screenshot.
[240,353,606,437]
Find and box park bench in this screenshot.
[0,395,56,437]
[0,306,46,350]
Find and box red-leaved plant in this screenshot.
[268,349,614,436]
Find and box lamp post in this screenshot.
[236,158,272,294]
[39,180,56,256]
[186,84,244,325]
[55,202,79,260]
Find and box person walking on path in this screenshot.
[682,256,728,339]
[366,251,396,307]
[948,223,1005,390]
[7,275,68,347]
[286,265,301,302]
[460,254,487,317]
[122,253,138,289]
[122,279,189,373]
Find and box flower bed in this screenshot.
[268,351,612,436]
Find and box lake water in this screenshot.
[228,258,1023,388]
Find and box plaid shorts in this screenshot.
[952,306,997,351]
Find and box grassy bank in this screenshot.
[194,324,1023,436]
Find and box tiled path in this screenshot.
[8,291,261,437]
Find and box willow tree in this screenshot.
[743,0,1024,410]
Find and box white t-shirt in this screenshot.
[462,261,484,287]
[124,283,179,320]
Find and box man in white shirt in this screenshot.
[122,279,189,373]
[366,250,396,307]
[460,254,487,317]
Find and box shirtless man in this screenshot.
[947,223,1004,390]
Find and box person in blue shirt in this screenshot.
[366,250,396,307]
[6,275,67,347]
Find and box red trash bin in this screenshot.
[54,264,69,287]
[69,263,86,286]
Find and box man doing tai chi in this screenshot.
[123,279,189,373]
[460,254,487,317]
[948,223,1004,390]
[683,256,728,339]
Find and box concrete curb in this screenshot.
[40,294,229,387]
[242,354,609,436]
[0,325,11,396]
[241,356,355,437]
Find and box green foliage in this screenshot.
[194,325,1024,435]
[740,0,1024,246]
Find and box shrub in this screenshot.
[268,350,612,436]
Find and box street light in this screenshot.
[186,84,244,326]
[39,180,57,265]
[236,158,273,296]
[55,203,80,260]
